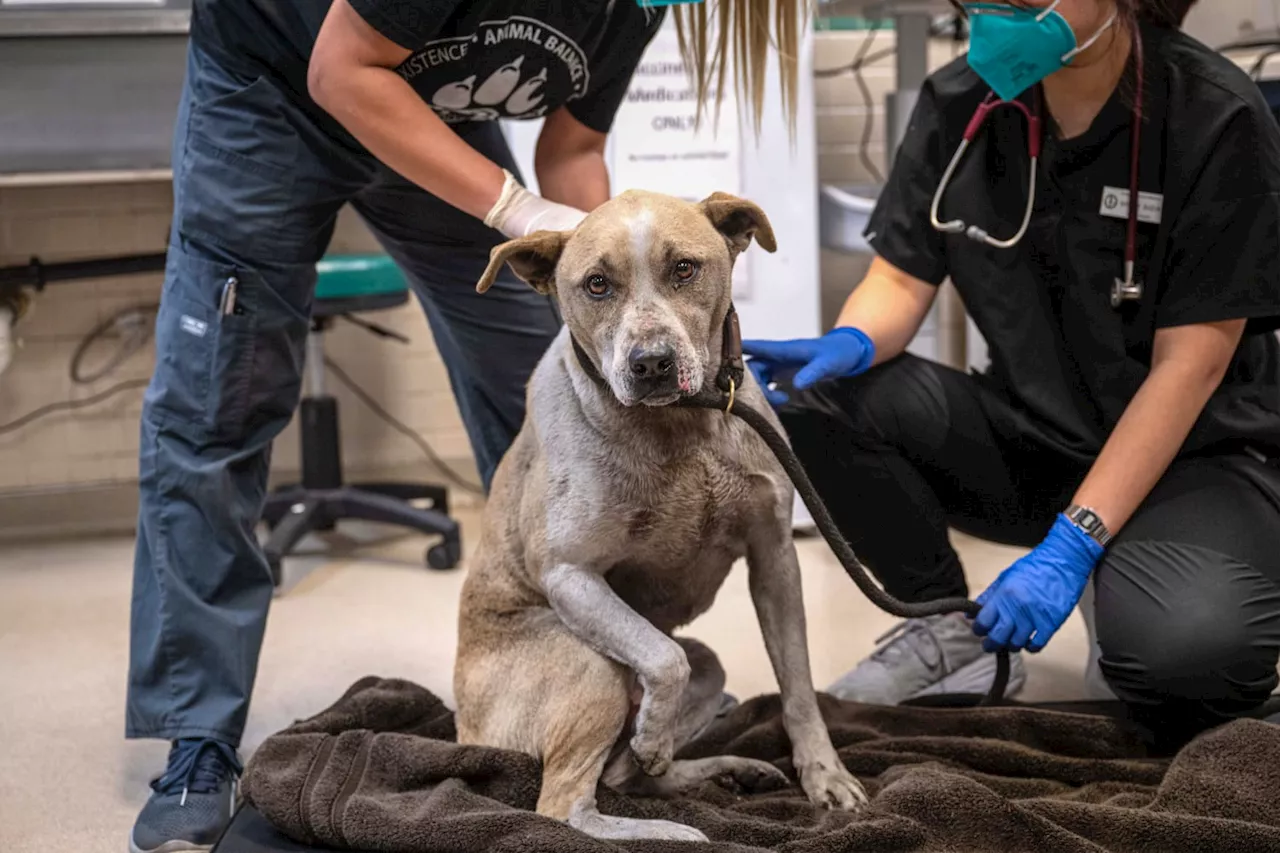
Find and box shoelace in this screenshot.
[869,617,945,668]
[152,738,243,807]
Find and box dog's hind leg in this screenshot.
[455,610,709,842]
[604,637,788,798]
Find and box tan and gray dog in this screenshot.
[455,189,867,842]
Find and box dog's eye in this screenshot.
[584,274,612,299]
[673,260,699,282]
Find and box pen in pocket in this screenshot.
[218,276,239,316]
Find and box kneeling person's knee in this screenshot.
[1096,541,1280,708]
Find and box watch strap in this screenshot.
[1065,504,1113,548]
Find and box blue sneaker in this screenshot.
[129,738,242,853]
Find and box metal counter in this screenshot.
[0,3,190,179]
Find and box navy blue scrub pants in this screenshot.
[780,354,1280,751]
[126,43,560,746]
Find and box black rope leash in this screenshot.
[675,380,1012,708]
[569,303,1009,707]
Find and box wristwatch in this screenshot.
[1064,504,1113,548]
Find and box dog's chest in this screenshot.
[600,450,776,632]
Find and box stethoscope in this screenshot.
[930,24,1147,309]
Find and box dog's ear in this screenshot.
[476,230,569,295]
[698,192,778,256]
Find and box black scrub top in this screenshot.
[866,21,1280,463]
[190,0,664,134]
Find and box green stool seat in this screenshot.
[314,254,409,317]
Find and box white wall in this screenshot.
[1184,0,1280,48]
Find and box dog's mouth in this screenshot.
[637,389,683,407]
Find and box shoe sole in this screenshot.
[909,653,1027,700]
[129,830,213,853]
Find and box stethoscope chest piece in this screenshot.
[1111,276,1143,308]
[1111,260,1143,308]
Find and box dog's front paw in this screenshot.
[630,728,675,777]
[798,758,867,811]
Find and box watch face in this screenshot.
[1069,506,1110,545]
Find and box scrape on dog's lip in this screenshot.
[638,391,683,407]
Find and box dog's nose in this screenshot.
[628,344,676,379]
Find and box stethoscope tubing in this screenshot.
[930,22,1146,298]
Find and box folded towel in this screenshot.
[242,676,1280,852]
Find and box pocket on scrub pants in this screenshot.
[150,248,309,443]
[173,73,304,261]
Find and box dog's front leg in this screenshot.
[747,533,868,810]
[544,563,689,776]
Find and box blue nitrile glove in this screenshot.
[972,514,1105,654]
[742,327,876,407]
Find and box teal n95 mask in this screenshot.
[963,1,1118,102]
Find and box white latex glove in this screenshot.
[483,169,587,239]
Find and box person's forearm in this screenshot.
[310,65,505,220]
[833,258,938,364]
[535,149,611,212]
[1071,362,1224,533]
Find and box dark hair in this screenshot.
[948,0,1199,28]
[1128,0,1198,27]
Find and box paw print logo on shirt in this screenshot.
[397,17,589,123]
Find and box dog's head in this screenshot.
[477,190,776,407]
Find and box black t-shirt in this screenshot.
[191,0,664,134]
[866,22,1280,461]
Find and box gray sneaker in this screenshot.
[826,613,1026,705]
[129,738,241,853]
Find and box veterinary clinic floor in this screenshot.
[0,511,1096,852]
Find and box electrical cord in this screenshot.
[2,299,484,497]
[323,355,484,496]
[0,302,156,436]
[813,24,890,185]
[70,304,158,385]
[814,16,970,181]
[813,46,897,78]
[0,378,150,437]
[853,35,886,186]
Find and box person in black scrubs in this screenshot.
[747,0,1280,749]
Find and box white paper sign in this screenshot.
[609,27,750,298]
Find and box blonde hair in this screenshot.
[671,0,809,134]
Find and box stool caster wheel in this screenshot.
[426,539,461,571]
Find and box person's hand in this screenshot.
[972,514,1105,654]
[742,327,876,406]
[484,169,587,239]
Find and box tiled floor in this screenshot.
[0,511,1097,852]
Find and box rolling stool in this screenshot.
[261,254,462,586]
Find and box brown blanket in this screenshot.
[241,676,1280,852]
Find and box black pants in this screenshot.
[779,355,1280,748]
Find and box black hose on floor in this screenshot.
[676,387,1012,708]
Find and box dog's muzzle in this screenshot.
[570,305,746,404]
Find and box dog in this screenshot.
[454,189,867,842]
